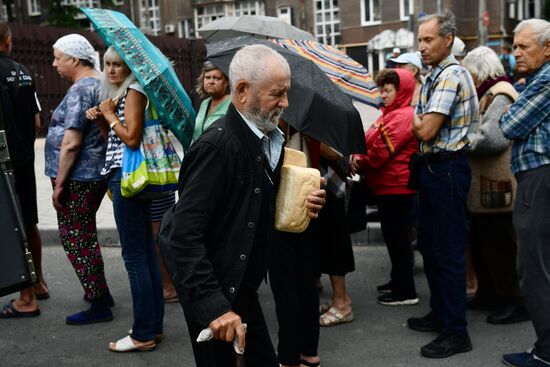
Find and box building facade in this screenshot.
[340,0,546,73]
[1,0,546,74]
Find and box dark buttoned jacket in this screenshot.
[169,103,283,327]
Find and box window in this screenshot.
[400,0,413,21]
[195,4,226,36]
[27,0,40,16]
[277,6,292,25]
[230,1,265,17]
[178,19,194,39]
[314,0,341,45]
[361,0,381,25]
[508,0,524,19]
[140,0,160,36]
[61,0,99,18]
[61,0,100,7]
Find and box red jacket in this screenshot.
[355,68,419,196]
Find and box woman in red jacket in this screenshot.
[351,68,419,306]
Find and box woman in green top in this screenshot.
[192,61,231,142]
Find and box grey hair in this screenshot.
[229,44,290,93]
[419,10,457,40]
[514,19,550,46]
[462,46,505,83]
[99,46,137,101]
[195,60,229,98]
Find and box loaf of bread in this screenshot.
[282,147,307,167]
[275,164,321,233]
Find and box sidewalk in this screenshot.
[0,245,534,366]
[33,138,383,247]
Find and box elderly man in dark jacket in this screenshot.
[168,44,325,367]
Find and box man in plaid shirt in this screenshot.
[500,19,550,367]
[408,10,479,359]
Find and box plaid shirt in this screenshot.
[499,61,550,174]
[416,55,479,153]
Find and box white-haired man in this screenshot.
[168,44,325,367]
[500,18,550,367]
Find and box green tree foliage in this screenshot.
[47,0,82,28]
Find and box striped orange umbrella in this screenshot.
[274,39,382,108]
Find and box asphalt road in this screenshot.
[0,245,534,367]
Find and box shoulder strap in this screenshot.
[488,81,519,101]
[480,82,518,114]
[427,63,459,100]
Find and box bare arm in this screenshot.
[412,112,447,142]
[320,143,342,161]
[99,89,146,149]
[52,128,83,211]
[85,106,110,140]
[34,113,41,131]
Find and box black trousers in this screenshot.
[184,286,278,367]
[377,194,417,298]
[470,213,522,303]
[269,229,319,366]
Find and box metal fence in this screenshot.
[8,23,206,136]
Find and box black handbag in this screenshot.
[346,178,376,233]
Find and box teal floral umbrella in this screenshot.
[81,8,196,150]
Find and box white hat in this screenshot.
[392,47,401,54]
[389,52,423,70]
[452,37,466,58]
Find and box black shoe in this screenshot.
[421,333,473,358]
[376,282,392,294]
[407,311,443,332]
[467,295,499,311]
[377,293,419,306]
[487,303,530,325]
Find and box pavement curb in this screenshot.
[39,228,121,247]
[39,223,384,247]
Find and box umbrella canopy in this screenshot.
[207,36,366,155]
[81,8,196,150]
[199,15,315,42]
[274,39,382,109]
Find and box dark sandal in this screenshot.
[0,300,41,318]
[300,359,321,367]
[36,291,50,300]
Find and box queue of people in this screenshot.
[0,12,549,367]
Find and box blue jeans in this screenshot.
[108,169,164,342]
[417,156,470,335]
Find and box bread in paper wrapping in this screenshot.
[275,148,321,233]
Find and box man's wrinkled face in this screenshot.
[243,61,290,132]
[513,26,550,75]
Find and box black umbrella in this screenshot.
[206,36,366,155]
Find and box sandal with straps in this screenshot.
[319,307,353,327]
[108,335,156,352]
[300,359,321,367]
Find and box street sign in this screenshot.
[483,10,490,26]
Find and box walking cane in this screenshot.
[197,323,248,366]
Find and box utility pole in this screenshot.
[479,0,488,46]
